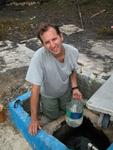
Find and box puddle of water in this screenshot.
[53,117,110,150]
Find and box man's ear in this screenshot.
[60,33,64,42]
[40,40,44,45]
[39,35,44,45]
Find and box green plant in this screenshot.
[97,26,113,37]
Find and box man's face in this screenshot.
[40,27,64,55]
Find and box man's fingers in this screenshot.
[39,126,42,130]
[32,126,37,135]
[29,123,42,135]
[73,92,82,100]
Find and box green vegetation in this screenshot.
[97,26,113,37]
[0,0,113,41]
[0,19,34,41]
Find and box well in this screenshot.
[53,117,110,150]
[8,73,113,150]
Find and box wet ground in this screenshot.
[0,0,113,43]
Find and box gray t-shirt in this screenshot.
[26,43,79,98]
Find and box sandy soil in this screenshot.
[0,119,31,150]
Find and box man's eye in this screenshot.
[53,38,57,41]
[45,41,49,45]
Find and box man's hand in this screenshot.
[72,88,82,100]
[29,84,41,135]
[29,120,41,135]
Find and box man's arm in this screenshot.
[70,71,82,100]
[29,84,41,135]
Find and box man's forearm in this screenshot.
[70,71,82,100]
[30,84,40,121]
[70,71,78,88]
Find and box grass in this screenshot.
[96,26,113,37]
[0,18,34,41]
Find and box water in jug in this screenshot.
[66,98,84,128]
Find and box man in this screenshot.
[26,22,82,135]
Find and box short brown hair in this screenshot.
[37,22,61,43]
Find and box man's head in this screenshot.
[37,22,64,55]
[37,22,61,43]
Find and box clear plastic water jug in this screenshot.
[66,99,84,128]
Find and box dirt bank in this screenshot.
[0,0,113,42]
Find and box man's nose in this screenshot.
[50,41,55,48]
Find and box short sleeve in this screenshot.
[26,53,43,85]
[75,48,79,71]
[71,47,79,72]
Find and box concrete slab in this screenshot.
[0,40,34,73]
[87,74,113,116]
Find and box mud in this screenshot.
[0,0,113,42]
